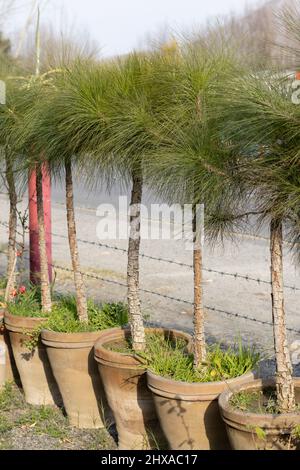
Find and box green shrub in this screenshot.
[45,296,128,333]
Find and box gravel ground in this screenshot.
[0,383,117,451]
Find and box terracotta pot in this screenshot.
[41,329,109,429]
[94,328,191,450]
[147,369,255,450]
[0,310,20,385]
[219,378,300,450]
[4,312,61,405]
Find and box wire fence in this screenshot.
[0,216,299,337]
[1,248,299,335]
[0,219,299,293]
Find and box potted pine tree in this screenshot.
[14,61,127,428]
[217,63,300,449]
[59,53,193,449]
[0,72,62,405]
[144,44,260,450]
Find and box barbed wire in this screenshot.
[0,248,299,335]
[0,219,299,292]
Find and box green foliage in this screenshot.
[7,287,45,318]
[0,415,13,434]
[230,388,300,415]
[255,427,267,441]
[45,297,128,333]
[17,294,128,351]
[0,382,25,412]
[292,425,300,440]
[144,335,260,383]
[0,277,7,289]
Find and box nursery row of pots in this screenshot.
[2,309,299,451]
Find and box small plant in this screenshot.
[45,297,128,334]
[7,286,45,318]
[142,335,260,383]
[0,415,13,434]
[0,382,25,412]
[254,427,267,442]
[231,388,300,415]
[20,295,129,351]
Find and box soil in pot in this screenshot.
[42,297,128,429]
[219,378,300,450]
[94,328,192,450]
[146,340,260,450]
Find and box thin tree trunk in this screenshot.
[36,163,52,313]
[65,160,88,323]
[4,150,17,302]
[270,219,295,412]
[128,168,145,352]
[193,204,206,368]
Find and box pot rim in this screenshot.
[147,368,254,389]
[94,327,192,368]
[219,378,300,421]
[4,311,48,333]
[41,328,104,349]
[147,369,255,401]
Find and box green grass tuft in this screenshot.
[143,334,260,383]
[45,297,128,333]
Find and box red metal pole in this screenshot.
[29,163,52,284]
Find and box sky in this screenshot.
[4,0,267,57]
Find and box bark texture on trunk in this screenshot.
[128,168,145,352]
[36,163,52,313]
[4,151,17,302]
[192,204,206,368]
[270,219,295,412]
[65,160,88,323]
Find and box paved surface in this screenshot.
[0,180,299,358]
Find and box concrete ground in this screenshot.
[0,182,299,359]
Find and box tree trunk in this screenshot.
[65,160,88,323]
[4,150,17,302]
[128,168,145,351]
[193,204,206,368]
[270,219,295,412]
[36,163,52,313]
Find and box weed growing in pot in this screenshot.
[230,388,300,415]
[144,335,260,383]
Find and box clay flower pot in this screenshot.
[219,378,300,450]
[94,327,191,450]
[41,329,109,429]
[4,312,61,405]
[0,309,20,384]
[147,369,255,450]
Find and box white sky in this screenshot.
[4,0,267,57]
